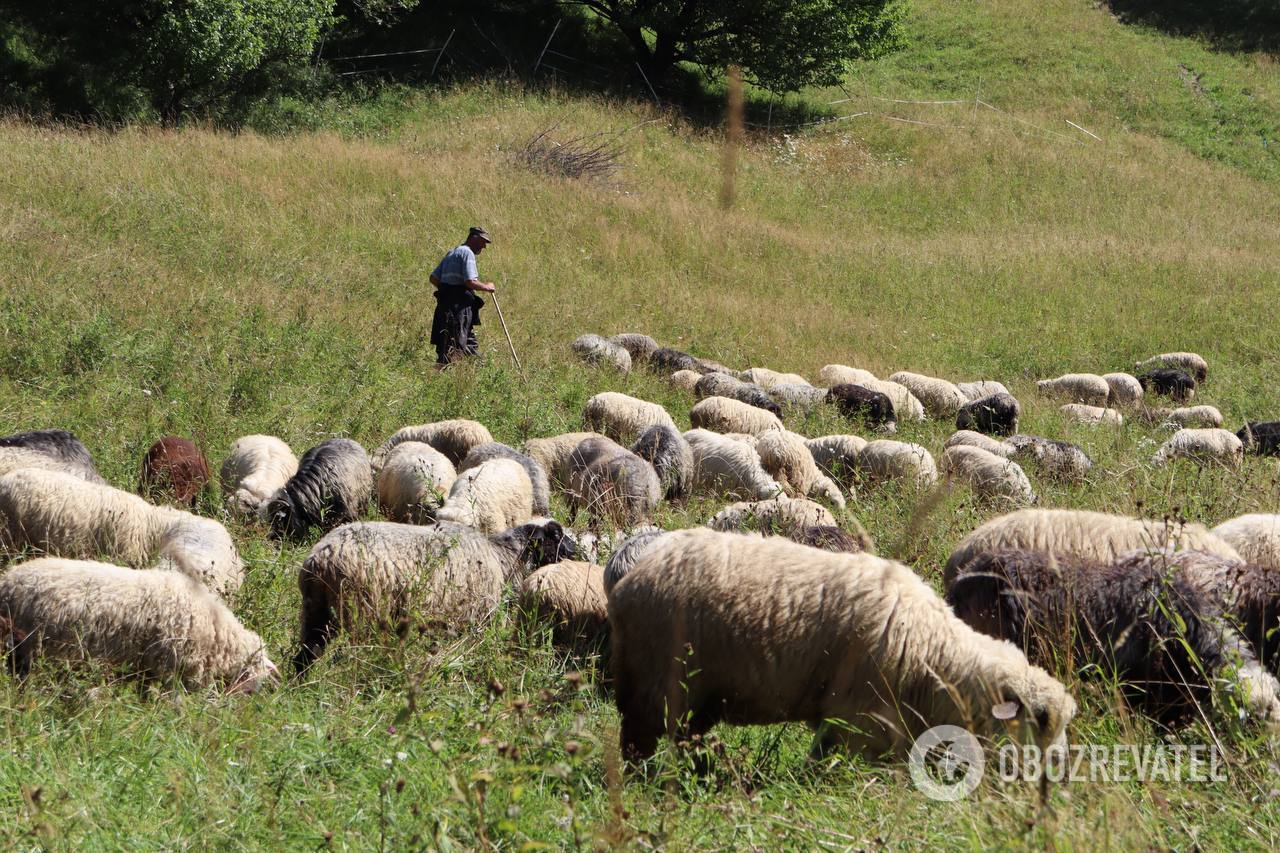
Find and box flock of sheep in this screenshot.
[0,329,1278,770]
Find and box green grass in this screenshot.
[3,0,1280,846]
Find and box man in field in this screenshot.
[429,226,497,366]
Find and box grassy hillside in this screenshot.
[2,0,1280,846]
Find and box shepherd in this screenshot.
[429,226,497,366]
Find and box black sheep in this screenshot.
[0,428,105,483]
[1139,368,1196,403]
[827,383,896,430]
[648,347,700,373]
[955,393,1020,437]
[267,438,373,541]
[1238,422,1280,456]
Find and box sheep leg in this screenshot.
[293,579,337,674]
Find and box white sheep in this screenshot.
[0,446,101,482]
[1211,514,1280,571]
[706,494,837,531]
[689,396,784,436]
[518,561,609,648]
[571,334,632,372]
[668,369,702,392]
[602,527,669,594]
[857,440,938,488]
[219,434,299,519]
[608,333,659,363]
[436,458,534,533]
[817,364,878,387]
[683,429,784,500]
[769,382,829,412]
[1136,352,1208,384]
[888,371,968,418]
[1004,435,1093,482]
[371,420,494,470]
[805,435,869,484]
[609,529,1076,760]
[956,380,1010,402]
[1060,404,1124,426]
[1139,405,1224,429]
[1151,428,1243,467]
[583,391,677,444]
[754,430,845,509]
[376,441,457,524]
[522,432,607,488]
[1102,373,1144,408]
[1036,374,1111,407]
[0,558,276,691]
[944,430,1014,457]
[858,378,926,421]
[939,445,1036,505]
[739,367,811,390]
[458,442,552,517]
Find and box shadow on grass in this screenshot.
[1106,0,1280,52]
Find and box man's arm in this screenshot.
[465,279,496,293]
[429,273,441,287]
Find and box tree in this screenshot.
[561,0,901,92]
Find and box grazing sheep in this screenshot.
[0,428,105,484]
[690,396,784,436]
[1141,406,1224,429]
[459,442,551,517]
[602,527,669,594]
[584,392,677,444]
[648,347,700,373]
[140,436,210,507]
[1139,368,1196,403]
[683,429,784,500]
[1239,422,1280,456]
[220,434,299,519]
[957,381,1010,403]
[694,373,782,416]
[608,333,659,363]
[805,435,869,484]
[955,393,1021,437]
[610,529,1076,760]
[371,420,494,470]
[739,367,810,390]
[630,425,694,500]
[294,519,577,670]
[721,432,760,447]
[754,430,845,509]
[1136,352,1208,384]
[668,369,702,392]
[266,439,373,542]
[436,458,534,533]
[518,561,609,648]
[1101,373,1144,408]
[857,440,938,488]
[888,371,968,418]
[571,334,632,372]
[945,550,1280,726]
[0,468,243,597]
[788,525,872,553]
[696,358,734,375]
[522,432,608,488]
[858,378,926,421]
[769,382,828,412]
[565,438,662,527]
[1005,435,1093,482]
[944,430,1014,458]
[0,558,277,692]
[1166,550,1280,676]
[707,494,838,532]
[1036,374,1111,407]
[1212,514,1280,571]
[1060,404,1124,426]
[826,384,896,431]
[376,442,457,524]
[1150,428,1242,468]
[817,364,879,388]
[940,445,1036,505]
[943,508,1241,586]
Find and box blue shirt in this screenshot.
[432,244,479,287]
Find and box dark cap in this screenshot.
[468,226,492,243]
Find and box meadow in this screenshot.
[2,0,1280,846]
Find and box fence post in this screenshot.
[430,29,455,78]
[533,19,562,74]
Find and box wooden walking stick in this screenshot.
[491,291,522,371]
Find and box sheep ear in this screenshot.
[991,700,1021,720]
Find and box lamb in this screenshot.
[754,430,845,509]
[1102,373,1144,408]
[1004,434,1093,482]
[294,519,576,670]
[0,558,277,692]
[1239,422,1280,456]
[266,438,373,541]
[683,429,783,500]
[1211,514,1280,571]
[888,371,968,418]
[458,442,551,517]
[856,440,938,488]
[609,529,1076,760]
[739,367,811,390]
[436,458,534,533]
[1136,352,1208,384]
[219,434,299,519]
[584,391,678,444]
[769,382,828,412]
[817,364,878,387]
[647,347,700,373]
[939,445,1036,505]
[571,334,632,372]
[140,436,210,507]
[1059,404,1124,426]
[826,384,896,431]
[693,373,782,416]
[0,468,244,598]
[0,428,105,483]
[522,432,608,488]
[957,380,1010,403]
[630,425,694,500]
[805,435,869,485]
[668,370,702,392]
[371,420,494,470]
[376,441,457,524]
[1036,373,1111,407]
[944,430,1014,458]
[518,561,609,649]
[565,437,662,526]
[608,333,659,363]
[1139,368,1196,403]
[955,393,1020,436]
[942,508,1242,586]
[689,396,784,436]
[1150,428,1242,468]
[945,549,1280,726]
[602,527,669,594]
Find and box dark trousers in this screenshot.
[430,288,484,364]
